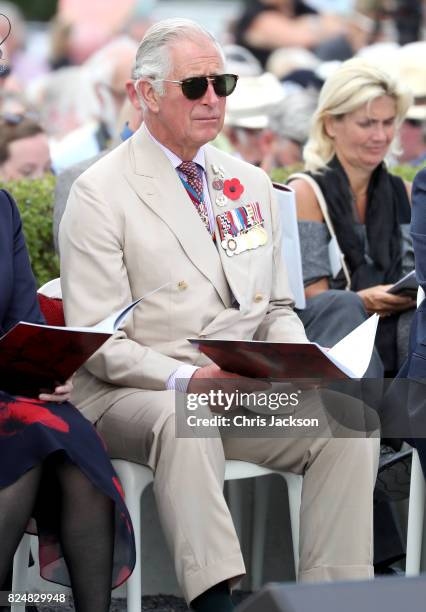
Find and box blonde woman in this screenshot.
[289,58,417,571]
[289,58,416,376]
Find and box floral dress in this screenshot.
[0,390,136,588]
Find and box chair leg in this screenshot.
[227,480,243,542]
[251,477,270,590]
[280,474,302,578]
[11,534,31,612]
[406,449,425,576]
[112,461,153,612]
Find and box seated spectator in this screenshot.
[269,85,319,166]
[0,189,135,611]
[223,72,285,171]
[53,81,143,252]
[0,114,51,180]
[398,116,426,167]
[289,58,416,376]
[49,36,138,173]
[59,18,380,611]
[289,57,417,570]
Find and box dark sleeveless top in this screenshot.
[306,156,411,292]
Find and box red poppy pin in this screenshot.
[223,178,244,201]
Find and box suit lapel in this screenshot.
[124,129,232,307]
[205,147,252,313]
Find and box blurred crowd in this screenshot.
[0,0,424,180]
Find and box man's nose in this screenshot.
[202,79,220,104]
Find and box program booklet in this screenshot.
[387,270,417,298]
[0,283,168,397]
[189,315,379,380]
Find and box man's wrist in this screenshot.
[166,364,200,392]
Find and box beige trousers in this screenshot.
[96,388,379,603]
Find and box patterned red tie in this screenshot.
[178,161,211,233]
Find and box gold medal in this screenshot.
[254,226,268,246]
[244,230,258,250]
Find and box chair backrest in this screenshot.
[38,277,62,298]
[273,182,306,310]
[37,277,64,326]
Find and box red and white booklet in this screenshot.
[0,283,168,397]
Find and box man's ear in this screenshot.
[135,78,161,113]
[126,80,141,111]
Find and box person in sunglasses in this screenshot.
[59,18,379,612]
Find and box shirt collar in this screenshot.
[143,123,206,172]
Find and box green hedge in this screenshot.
[0,175,59,287]
[2,162,425,287]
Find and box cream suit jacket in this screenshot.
[59,127,307,423]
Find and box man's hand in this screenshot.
[357,285,416,316]
[39,378,73,403]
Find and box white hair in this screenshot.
[84,35,138,87]
[270,86,319,145]
[132,18,225,105]
[303,58,412,172]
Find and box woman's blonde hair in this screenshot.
[303,58,412,172]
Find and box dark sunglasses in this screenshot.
[155,74,238,100]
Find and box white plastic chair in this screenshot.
[112,458,302,612]
[406,285,426,575]
[12,461,302,612]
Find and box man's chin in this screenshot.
[195,127,221,145]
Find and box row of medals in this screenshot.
[211,164,268,257]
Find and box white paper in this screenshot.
[91,281,171,333]
[325,314,380,378]
[273,183,306,309]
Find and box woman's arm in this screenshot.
[0,191,71,401]
[291,178,331,298]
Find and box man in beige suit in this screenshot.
[59,18,379,612]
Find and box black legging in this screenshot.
[0,453,114,612]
